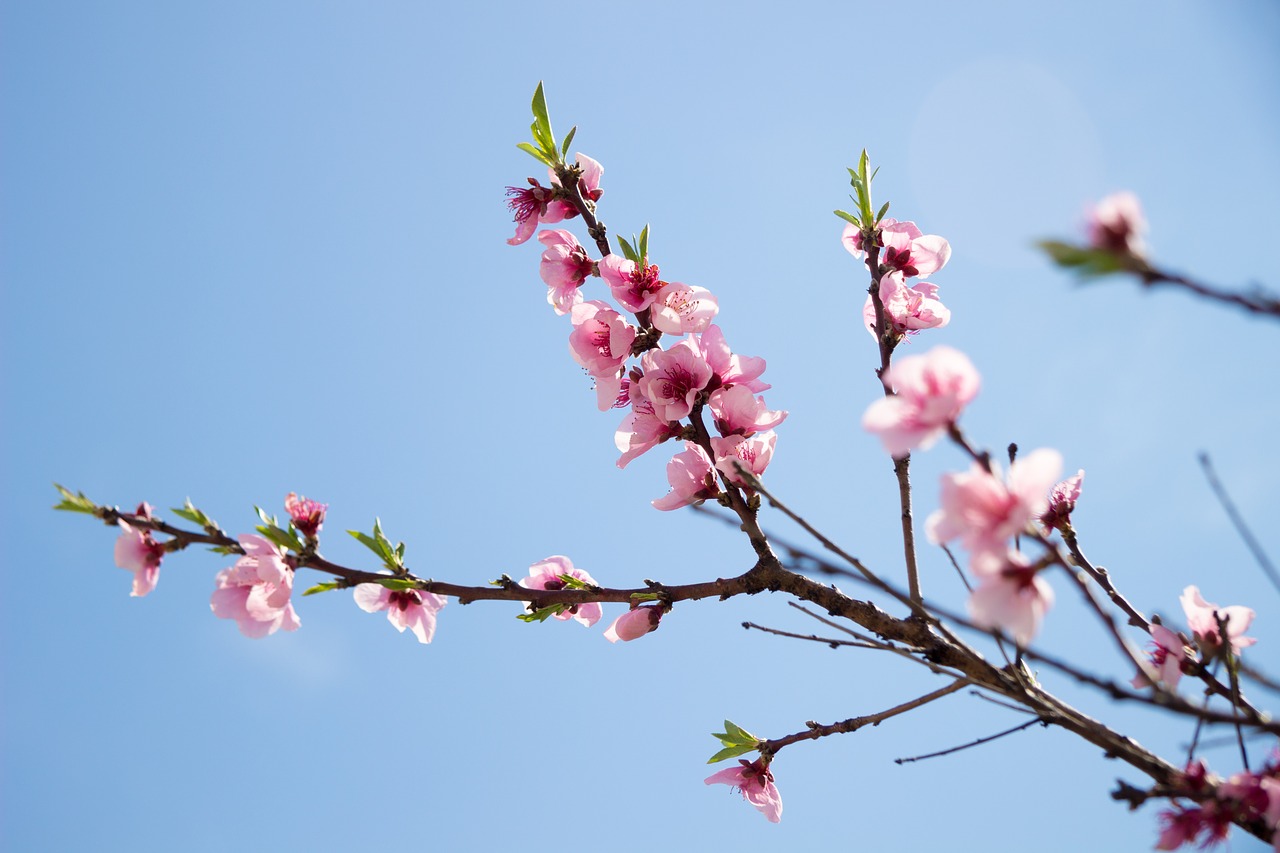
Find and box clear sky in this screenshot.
[3,2,1279,851]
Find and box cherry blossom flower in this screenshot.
[569,300,636,378]
[638,339,713,422]
[114,503,164,598]
[504,153,602,247]
[705,757,783,823]
[209,534,300,638]
[862,272,950,339]
[926,449,1063,557]
[652,442,720,511]
[1180,586,1256,655]
[712,431,776,487]
[518,555,602,628]
[284,492,327,538]
[708,386,786,437]
[862,346,980,457]
[1131,624,1188,690]
[842,218,951,279]
[353,583,447,644]
[1040,470,1084,533]
[649,281,719,335]
[538,229,594,315]
[1087,191,1146,258]
[599,255,664,313]
[604,605,663,642]
[615,392,682,469]
[698,325,770,393]
[505,178,571,246]
[967,549,1054,644]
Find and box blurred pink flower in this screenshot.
[1131,624,1187,690]
[1180,586,1255,655]
[604,605,663,642]
[862,345,980,457]
[927,449,1062,557]
[967,549,1054,644]
[114,503,164,597]
[1087,191,1146,257]
[705,757,783,823]
[518,555,602,628]
[1040,470,1084,533]
[210,535,300,638]
[354,583,447,645]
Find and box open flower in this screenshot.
[862,346,980,457]
[518,555,602,628]
[967,549,1054,645]
[926,449,1062,557]
[652,442,720,511]
[1180,586,1256,655]
[705,757,783,823]
[354,583,447,644]
[114,502,165,597]
[210,535,300,638]
[649,281,719,335]
[538,229,594,315]
[1131,624,1188,690]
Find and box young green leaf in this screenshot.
[616,235,639,263]
[302,581,344,597]
[1037,240,1128,277]
[834,209,861,227]
[530,82,556,156]
[52,483,98,514]
[376,577,419,591]
[707,743,758,764]
[560,125,577,158]
[638,224,650,264]
[255,523,302,554]
[518,604,569,623]
[875,200,891,225]
[516,141,554,166]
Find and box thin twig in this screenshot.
[1199,452,1280,596]
[741,621,885,651]
[895,718,1044,764]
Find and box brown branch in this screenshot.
[1198,452,1280,595]
[895,718,1045,764]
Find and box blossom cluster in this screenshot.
[507,152,787,512]
[1156,759,1280,850]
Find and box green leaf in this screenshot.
[254,505,278,528]
[255,523,302,554]
[834,209,861,227]
[302,581,344,597]
[376,577,419,591]
[557,573,591,590]
[348,519,405,571]
[208,545,239,555]
[172,497,216,529]
[52,483,97,514]
[530,82,555,155]
[348,529,383,556]
[516,141,554,166]
[875,201,891,225]
[616,235,639,263]
[629,591,660,602]
[723,719,756,742]
[638,224,649,264]
[1037,240,1128,277]
[707,743,757,764]
[518,604,569,623]
[561,125,577,158]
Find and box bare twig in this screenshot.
[895,718,1045,764]
[1199,452,1280,596]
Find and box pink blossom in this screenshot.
[209,535,300,638]
[1040,470,1084,533]
[650,281,719,335]
[926,449,1063,556]
[879,219,951,278]
[712,431,777,487]
[538,229,594,315]
[354,583,447,644]
[1087,191,1146,257]
[704,757,783,823]
[862,346,980,457]
[967,549,1054,644]
[568,300,636,377]
[505,178,572,246]
[555,153,603,204]
[518,555,602,628]
[1180,585,1256,655]
[708,386,786,437]
[652,441,720,511]
[697,325,770,393]
[599,254,664,313]
[604,605,663,642]
[638,339,713,422]
[862,272,950,339]
[842,219,951,278]
[614,392,681,469]
[1131,624,1187,690]
[114,503,164,597]
[284,492,327,538]
[592,370,628,412]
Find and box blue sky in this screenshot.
[3,2,1279,850]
